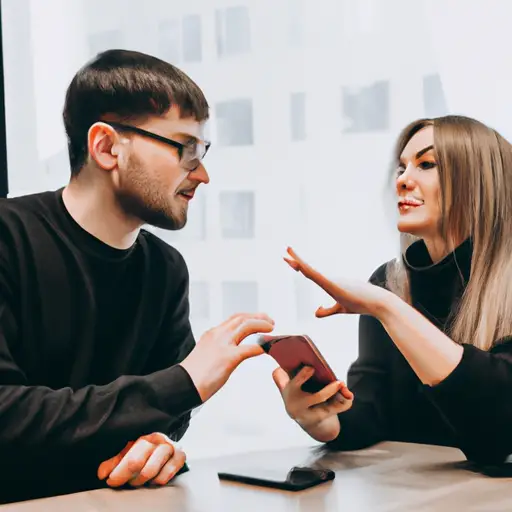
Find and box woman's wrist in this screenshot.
[301,415,341,443]
[369,287,401,321]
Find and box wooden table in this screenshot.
[3,442,512,511]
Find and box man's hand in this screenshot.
[273,366,354,443]
[180,312,275,402]
[97,432,186,488]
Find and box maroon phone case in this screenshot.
[260,335,337,393]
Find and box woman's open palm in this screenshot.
[284,247,388,318]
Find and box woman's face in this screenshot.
[396,125,442,240]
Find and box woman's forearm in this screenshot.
[375,293,463,386]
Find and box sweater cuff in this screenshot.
[149,364,202,415]
[427,344,488,403]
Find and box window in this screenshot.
[423,74,448,117]
[222,281,258,318]
[220,191,255,239]
[88,30,122,56]
[342,81,390,133]
[182,15,202,62]
[158,19,181,64]
[189,281,210,321]
[216,99,254,146]
[290,92,306,141]
[215,6,251,57]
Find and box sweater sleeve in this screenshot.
[0,249,202,454]
[424,339,512,465]
[328,264,393,451]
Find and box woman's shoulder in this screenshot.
[368,259,396,289]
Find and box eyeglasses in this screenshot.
[103,121,211,171]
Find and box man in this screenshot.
[0,49,274,503]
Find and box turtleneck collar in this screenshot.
[402,238,472,328]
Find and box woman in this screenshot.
[274,115,512,465]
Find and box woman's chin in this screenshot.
[397,219,425,236]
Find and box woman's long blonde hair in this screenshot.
[386,115,512,351]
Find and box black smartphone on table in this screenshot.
[218,465,335,491]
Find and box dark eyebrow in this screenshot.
[416,145,434,159]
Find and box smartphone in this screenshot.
[218,466,335,492]
[258,334,339,394]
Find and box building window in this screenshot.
[215,6,251,57]
[342,81,389,133]
[290,92,306,141]
[182,15,202,62]
[222,281,258,318]
[423,74,448,117]
[220,191,255,239]
[88,30,122,56]
[158,19,181,64]
[216,99,254,146]
[189,281,210,321]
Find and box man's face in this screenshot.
[111,106,210,230]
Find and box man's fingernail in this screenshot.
[335,392,345,403]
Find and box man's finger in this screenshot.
[152,449,187,486]
[233,319,275,345]
[97,441,134,480]
[129,443,173,487]
[106,439,154,487]
[272,367,291,391]
[224,312,274,330]
[236,343,265,362]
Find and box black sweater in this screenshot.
[330,238,512,465]
[0,190,201,502]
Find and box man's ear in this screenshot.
[87,122,121,171]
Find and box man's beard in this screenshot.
[115,155,188,230]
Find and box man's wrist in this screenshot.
[179,354,208,403]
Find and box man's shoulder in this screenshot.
[138,229,188,274]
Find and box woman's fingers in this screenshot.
[316,303,344,317]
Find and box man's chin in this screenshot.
[148,212,187,231]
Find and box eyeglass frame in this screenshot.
[99,120,211,171]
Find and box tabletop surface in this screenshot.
[3,442,512,511]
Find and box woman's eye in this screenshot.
[419,161,436,170]
[396,165,405,177]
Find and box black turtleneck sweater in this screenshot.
[0,190,202,503]
[329,238,512,465]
